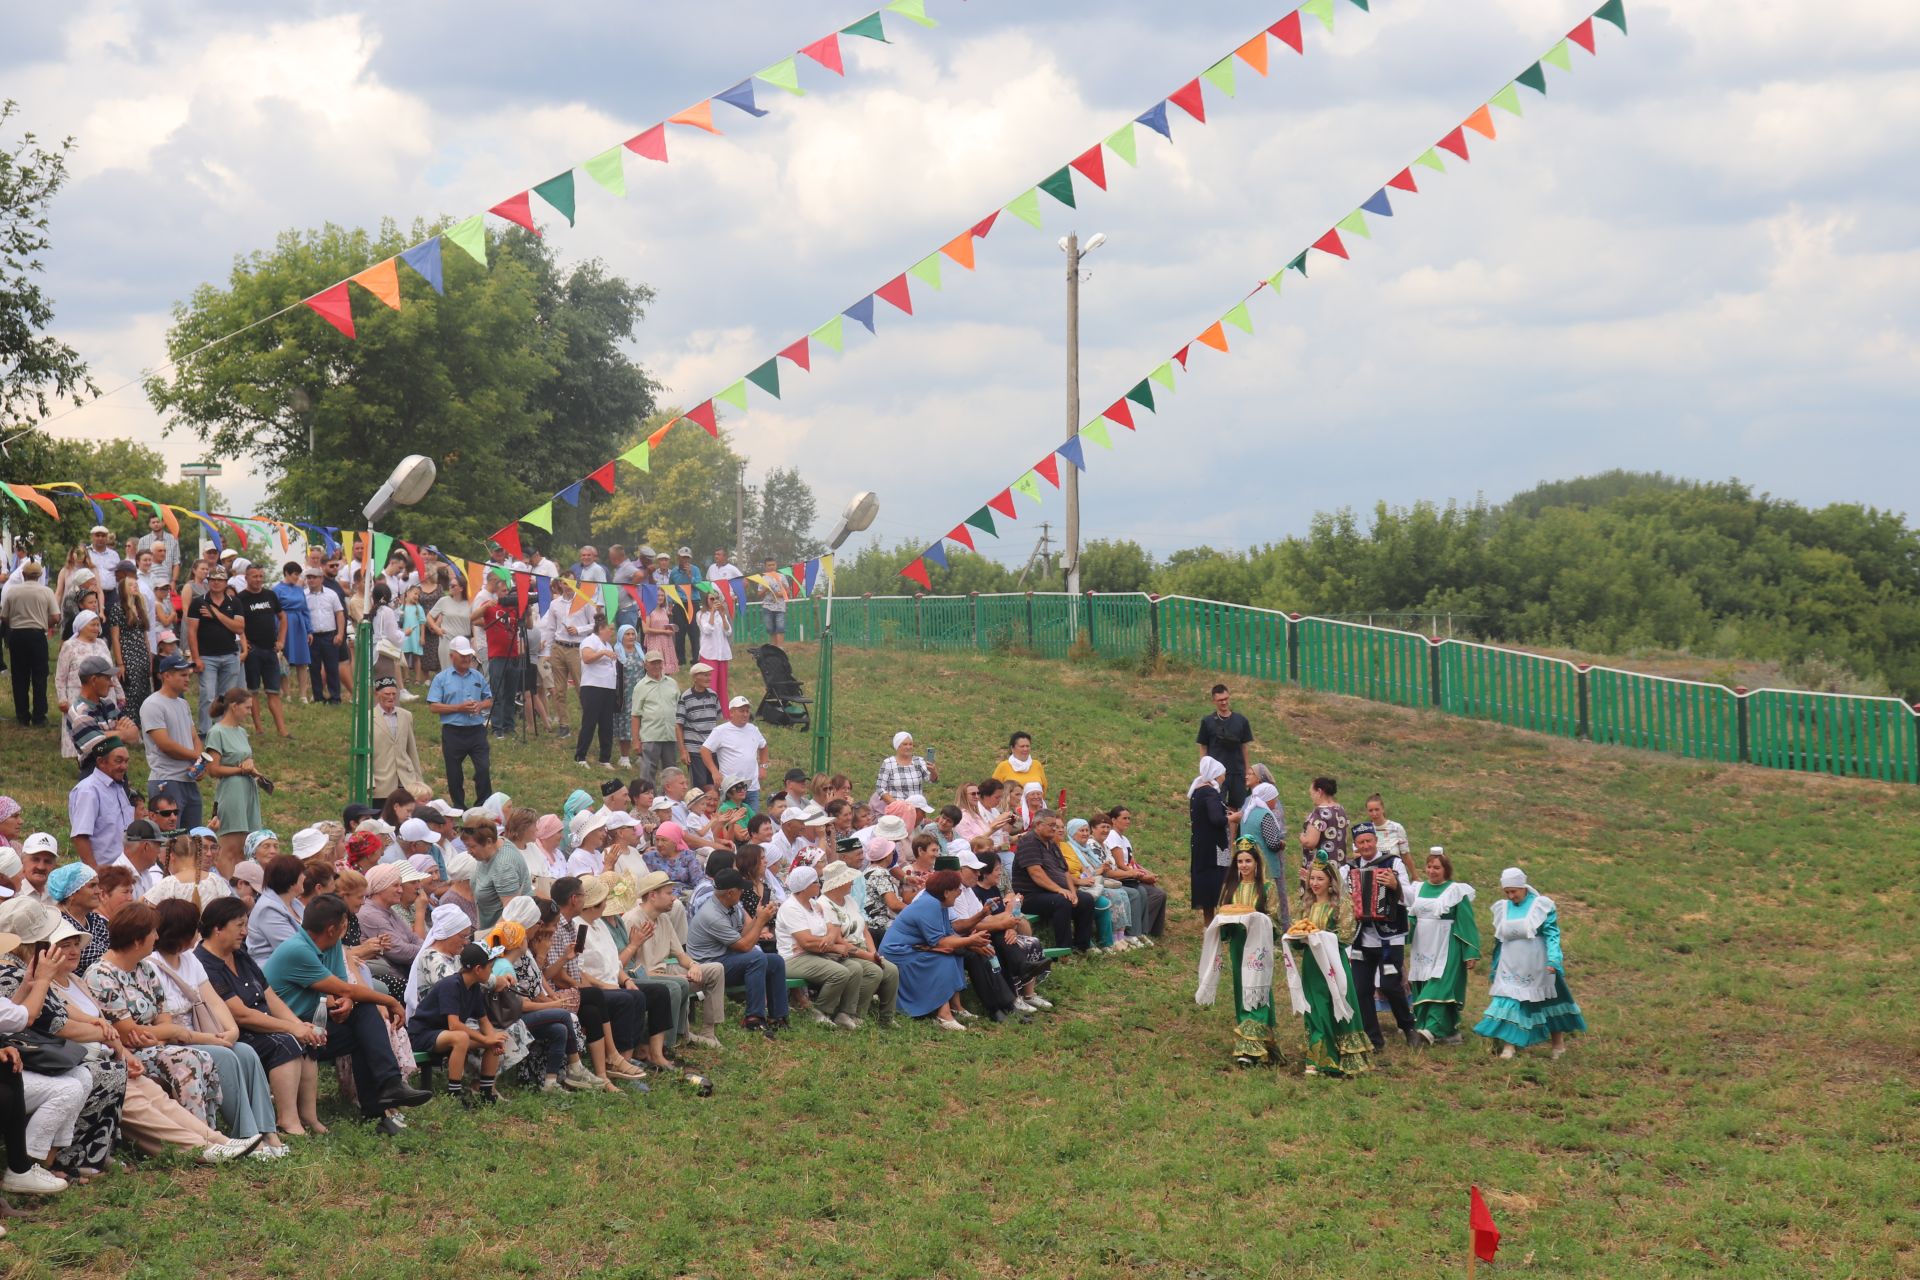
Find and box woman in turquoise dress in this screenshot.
[1193,838,1280,1067]
[1473,866,1586,1059]
[1403,849,1479,1045]
[1281,856,1372,1077]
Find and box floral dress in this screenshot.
[0,958,126,1175]
[511,952,582,1087]
[84,956,222,1128]
[642,604,678,675]
[108,594,152,712]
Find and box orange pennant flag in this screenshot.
[648,421,674,449]
[938,231,976,270]
[8,483,58,519]
[156,504,180,538]
[668,101,720,134]
[351,258,403,311]
[1463,104,1497,140]
[1235,34,1270,75]
[1195,321,1230,353]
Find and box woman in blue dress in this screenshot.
[1473,866,1587,1060]
[273,562,313,704]
[877,870,975,1032]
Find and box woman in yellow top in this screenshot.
[1192,838,1279,1068]
[1283,855,1373,1077]
[990,731,1046,799]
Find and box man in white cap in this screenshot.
[775,865,867,1029]
[673,663,722,789]
[86,524,121,583]
[17,832,59,902]
[392,816,444,878]
[369,675,426,799]
[627,649,680,789]
[699,695,769,811]
[426,636,492,810]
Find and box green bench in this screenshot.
[1022,913,1073,959]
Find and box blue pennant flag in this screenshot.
[803,558,820,594]
[843,295,877,334]
[641,582,660,615]
[715,80,770,118]
[320,526,339,556]
[81,493,105,525]
[1058,436,1086,471]
[556,482,582,507]
[400,237,445,294]
[534,575,552,615]
[1361,189,1394,218]
[729,579,749,609]
[922,542,948,570]
[1136,100,1172,141]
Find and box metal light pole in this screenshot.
[349,455,438,806]
[1057,232,1105,600]
[809,491,878,774]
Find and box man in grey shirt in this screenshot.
[686,872,788,1033]
[141,654,204,830]
[2,560,58,725]
[138,516,180,587]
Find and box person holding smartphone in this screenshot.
[871,731,937,810]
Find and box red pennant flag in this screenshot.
[1033,454,1061,487]
[400,540,427,580]
[1469,1187,1501,1263]
[1173,344,1192,369]
[685,400,719,437]
[489,191,540,235]
[1168,79,1207,123]
[625,125,668,163]
[1195,321,1229,353]
[1104,400,1135,430]
[1463,104,1497,140]
[303,282,355,338]
[514,571,531,615]
[1437,126,1471,161]
[491,522,524,563]
[1269,11,1304,54]
[1387,167,1419,193]
[970,210,999,239]
[791,563,807,587]
[899,558,932,590]
[1069,144,1107,191]
[987,489,1018,519]
[798,32,845,75]
[1567,17,1597,53]
[874,273,914,315]
[946,524,975,551]
[587,461,616,493]
[1312,228,1349,259]
[778,337,812,371]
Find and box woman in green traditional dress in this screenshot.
[1192,839,1280,1068]
[1473,867,1586,1060]
[1403,849,1479,1045]
[1281,856,1372,1077]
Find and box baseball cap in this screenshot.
[124,818,163,844]
[449,636,475,656]
[209,566,229,580]
[156,654,191,674]
[114,558,137,575]
[677,546,692,557]
[397,817,441,844]
[644,650,663,663]
[21,833,59,857]
[728,695,751,710]
[784,768,809,784]
[188,825,217,839]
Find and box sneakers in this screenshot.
[810,1010,836,1027]
[618,755,632,768]
[562,1062,603,1090]
[1,1165,67,1195]
[577,759,591,769]
[1012,998,1037,1014]
[249,1142,292,1161]
[683,1032,722,1050]
[541,1077,565,1093]
[1416,1029,1436,1046]
[198,1134,267,1164]
[935,1017,967,1032]
[1025,994,1054,1010]
[832,1013,861,1030]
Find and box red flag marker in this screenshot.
[1168,78,1207,123]
[1387,167,1419,193]
[1567,18,1597,53]
[1469,1186,1501,1272]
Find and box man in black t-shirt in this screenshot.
[188,565,246,735]
[235,562,288,737]
[1196,683,1254,808]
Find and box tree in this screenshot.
[145,220,656,553]
[590,412,742,560]
[0,436,214,552]
[1076,538,1154,593]
[1,100,96,442]
[747,467,822,564]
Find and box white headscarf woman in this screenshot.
[1018,781,1046,830]
[500,895,543,929]
[1187,757,1226,798]
[403,903,475,1017]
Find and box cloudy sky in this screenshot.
[7,0,1917,567]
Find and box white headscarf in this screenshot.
[891,731,913,752]
[481,792,511,823]
[404,903,475,1017]
[1500,867,1529,890]
[1018,780,1045,828]
[1188,757,1226,798]
[1247,782,1280,812]
[501,895,542,928]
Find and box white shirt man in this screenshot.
[86,527,121,583]
[706,551,744,584]
[553,597,595,648]
[304,573,342,639]
[573,547,607,584]
[699,698,769,798]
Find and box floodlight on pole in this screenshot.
[811,490,880,774]
[1057,232,1106,601]
[350,454,437,807]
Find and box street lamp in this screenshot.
[348,454,438,804]
[809,490,879,773]
[1057,231,1106,602]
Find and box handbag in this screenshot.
[5,1029,89,1074]
[483,984,524,1027]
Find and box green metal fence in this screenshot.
[1298,617,1429,707]
[1586,667,1741,762]
[1089,593,1153,661]
[1156,596,1289,682]
[1747,688,1917,783]
[1439,642,1582,738]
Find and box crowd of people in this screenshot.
[1188,683,1587,1076]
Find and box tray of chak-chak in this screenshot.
[1215,903,1257,917]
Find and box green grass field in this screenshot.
[2,642,1916,1279]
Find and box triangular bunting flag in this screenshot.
[1288,251,1309,276]
[1135,100,1172,141]
[625,125,668,163]
[1033,454,1061,487]
[583,147,626,196]
[1222,301,1253,333]
[885,0,935,28]
[1173,344,1192,369]
[1568,18,1597,54]
[971,210,999,238]
[1595,0,1628,34]
[900,558,932,590]
[620,442,650,472]
[668,101,720,133]
[842,12,889,42]
[1195,321,1229,352]
[489,191,540,235]
[1011,472,1043,502]
[716,80,770,118]
[1004,188,1043,228]
[844,295,877,333]
[1125,380,1154,411]
[1105,123,1138,167]
[1362,188,1394,216]
[1463,104,1497,139]
[946,524,975,551]
[1105,400,1135,430]
[1516,61,1548,94]
[1491,84,1523,117]
[303,282,355,338]
[1069,145,1107,191]
[588,461,616,493]
[400,238,445,294]
[1543,40,1573,71]
[1057,437,1086,472]
[1168,78,1207,123]
[922,541,949,570]
[1436,127,1470,161]
[746,359,781,399]
[1082,418,1113,449]
[648,422,672,448]
[1037,166,1076,209]
[909,254,942,290]
[555,483,581,508]
[1270,11,1305,54]
[939,232,976,269]
[756,57,805,96]
[1301,0,1336,33]
[351,258,402,311]
[1202,57,1236,98]
[1149,361,1176,391]
[1387,168,1419,193]
[522,502,554,534]
[987,489,1018,519]
[686,400,719,436]
[442,215,487,266]
[533,171,576,225]
[799,33,845,75]
[1312,228,1349,259]
[811,315,845,351]
[1415,146,1447,172]
[716,380,750,410]
[874,274,913,315]
[964,507,998,537]
[1235,34,1270,75]
[1336,210,1371,240]
[779,336,813,371]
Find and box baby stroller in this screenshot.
[749,644,811,731]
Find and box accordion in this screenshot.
[1350,865,1401,924]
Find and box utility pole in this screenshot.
[1018,522,1054,587]
[734,461,746,554]
[1063,233,1081,599]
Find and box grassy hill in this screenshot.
[3,643,1916,1278]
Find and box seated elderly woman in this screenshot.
[193,896,327,1136]
[0,898,111,1186]
[245,854,307,964]
[495,898,613,1093]
[645,823,707,901]
[861,835,912,945]
[439,850,480,929]
[775,866,870,1030]
[143,833,233,910]
[1063,818,1131,951]
[49,863,114,973]
[819,863,898,1027]
[146,899,289,1157]
[877,870,985,1032]
[83,902,225,1132]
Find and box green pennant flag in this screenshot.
[716,380,750,411]
[1515,62,1548,94]
[1125,380,1154,411]
[1542,40,1572,71]
[533,171,576,226]
[1490,83,1523,117]
[1301,0,1335,33]
[1336,209,1371,240]
[909,254,943,290]
[583,148,626,197]
[443,214,487,266]
[1222,301,1253,334]
[1082,418,1113,449]
[1011,472,1043,502]
[810,315,845,352]
[1414,147,1446,173]
[1036,166,1076,209]
[842,12,888,41]
[1105,123,1138,167]
[1288,251,1309,277]
[522,502,553,534]
[602,585,619,619]
[964,507,997,537]
[1202,56,1236,97]
[886,0,936,27]
[1149,361,1176,391]
[372,532,394,568]
[757,58,805,96]
[1595,0,1627,34]
[746,360,781,399]
[1004,188,1043,228]
[1266,267,1287,290]
[620,443,650,472]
